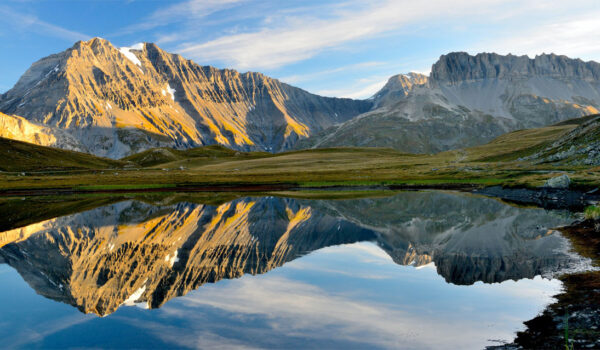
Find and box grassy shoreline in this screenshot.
[2,116,599,194]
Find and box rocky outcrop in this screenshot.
[543,174,571,189]
[303,52,600,153]
[0,38,371,158]
[526,114,600,166]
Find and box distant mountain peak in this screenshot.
[370,72,428,108]
[301,51,600,154]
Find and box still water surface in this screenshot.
[0,191,592,349]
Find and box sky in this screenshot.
[1,0,600,99]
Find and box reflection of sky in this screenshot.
[0,242,561,349]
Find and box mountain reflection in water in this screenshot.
[0,191,593,349]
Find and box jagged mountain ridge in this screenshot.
[0,193,587,316]
[302,52,600,153]
[0,38,371,158]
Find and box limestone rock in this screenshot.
[304,52,600,153]
[543,174,571,189]
[0,38,371,158]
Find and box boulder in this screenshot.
[543,174,571,189]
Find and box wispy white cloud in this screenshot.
[473,10,600,60]
[0,6,90,42]
[317,78,388,99]
[148,269,560,349]
[174,0,515,70]
[116,0,245,37]
[279,61,386,85]
[106,0,600,98]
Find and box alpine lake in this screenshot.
[0,190,598,349]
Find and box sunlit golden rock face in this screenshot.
[0,38,371,158]
[0,112,85,152]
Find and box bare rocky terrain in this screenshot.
[0,38,370,158]
[302,52,600,153]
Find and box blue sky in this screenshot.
[1,0,600,98]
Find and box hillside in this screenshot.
[0,137,124,172]
[525,114,600,165]
[0,112,85,152]
[302,52,600,153]
[0,38,371,158]
[122,145,269,167]
[1,114,599,191]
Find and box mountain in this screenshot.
[301,52,600,153]
[0,192,585,316]
[0,38,371,158]
[370,72,428,109]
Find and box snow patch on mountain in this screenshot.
[166,84,175,101]
[119,44,143,67]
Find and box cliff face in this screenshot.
[431,52,600,83]
[304,52,600,153]
[0,193,588,316]
[0,38,371,158]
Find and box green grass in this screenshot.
[585,206,600,220]
[1,118,600,193]
[121,144,269,167]
[455,124,577,162]
[298,178,505,187]
[76,183,177,191]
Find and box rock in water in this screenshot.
[543,174,571,189]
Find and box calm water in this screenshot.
[0,191,593,349]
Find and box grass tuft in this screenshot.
[584,206,600,220]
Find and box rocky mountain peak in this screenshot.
[0,38,371,158]
[431,51,600,84]
[371,72,428,108]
